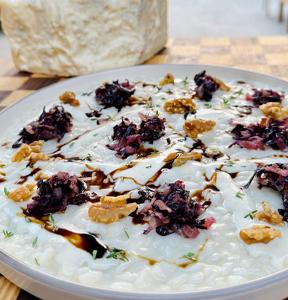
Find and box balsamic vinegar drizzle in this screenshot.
[16,167,41,184]
[23,213,108,258]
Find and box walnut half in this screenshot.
[164,98,197,114]
[88,194,137,224]
[183,119,216,139]
[11,141,48,163]
[254,202,283,226]
[59,91,80,107]
[260,102,288,120]
[159,73,175,87]
[7,183,35,202]
[240,225,282,245]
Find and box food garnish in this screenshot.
[26,172,97,216]
[2,229,14,238]
[137,180,215,238]
[7,183,35,202]
[11,140,48,163]
[88,194,137,224]
[107,114,165,158]
[246,89,284,107]
[95,80,135,110]
[13,106,73,148]
[163,98,197,114]
[159,73,175,87]
[183,119,216,139]
[230,118,288,150]
[240,225,282,244]
[106,248,129,262]
[194,70,230,101]
[59,91,80,107]
[254,202,283,226]
[260,102,288,120]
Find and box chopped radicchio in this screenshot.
[230,117,288,151]
[246,164,288,221]
[137,180,215,238]
[13,106,73,148]
[107,114,165,159]
[246,89,284,107]
[139,113,165,143]
[194,70,220,101]
[26,172,98,216]
[95,80,135,111]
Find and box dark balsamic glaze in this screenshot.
[24,213,108,258]
[16,167,41,184]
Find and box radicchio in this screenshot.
[230,117,288,151]
[95,80,135,111]
[246,164,288,221]
[107,115,165,159]
[194,70,220,101]
[246,89,284,107]
[26,172,98,216]
[13,106,73,148]
[137,180,215,238]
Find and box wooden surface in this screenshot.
[0,36,288,300]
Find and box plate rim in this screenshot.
[1,63,288,299]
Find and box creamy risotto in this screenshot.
[0,71,288,292]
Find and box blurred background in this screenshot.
[0,0,287,60]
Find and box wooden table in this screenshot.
[0,36,288,300]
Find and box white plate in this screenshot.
[1,64,288,300]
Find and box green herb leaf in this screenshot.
[145,165,152,169]
[222,97,230,108]
[49,214,57,228]
[124,228,129,239]
[34,257,40,266]
[92,250,97,259]
[244,210,258,220]
[235,191,245,199]
[0,164,5,168]
[2,229,13,238]
[32,236,38,248]
[224,160,234,167]
[106,248,128,262]
[180,251,196,261]
[204,103,212,109]
[4,187,9,197]
[182,76,189,87]
[81,91,93,96]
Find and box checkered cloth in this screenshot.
[0,36,287,300]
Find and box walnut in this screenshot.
[11,144,31,162]
[59,91,80,107]
[212,76,231,92]
[159,73,175,87]
[8,183,35,202]
[183,119,216,139]
[88,194,137,224]
[173,152,202,167]
[164,98,197,114]
[260,102,288,120]
[254,202,283,226]
[163,152,179,163]
[29,152,49,163]
[34,171,49,181]
[11,141,47,163]
[240,225,282,245]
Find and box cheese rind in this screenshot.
[0,0,167,76]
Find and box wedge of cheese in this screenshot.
[0,0,167,76]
